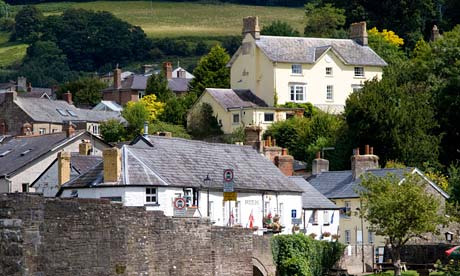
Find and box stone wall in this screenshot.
[0,193,254,276]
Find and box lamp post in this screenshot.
[203,174,211,217]
[356,206,365,273]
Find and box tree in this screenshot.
[19,40,75,87]
[367,27,407,66]
[138,94,165,123]
[100,119,126,143]
[58,77,106,106]
[359,173,445,276]
[189,44,230,97]
[261,20,300,37]
[11,5,43,42]
[187,103,222,139]
[122,101,150,138]
[304,2,346,38]
[148,121,191,139]
[145,72,174,102]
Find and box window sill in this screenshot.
[290,74,304,77]
[144,203,160,207]
[326,99,334,102]
[353,76,365,79]
[325,75,333,77]
[232,122,240,125]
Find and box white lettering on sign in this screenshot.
[245,200,260,206]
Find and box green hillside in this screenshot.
[36,1,305,37]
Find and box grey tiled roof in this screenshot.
[62,136,303,193]
[19,88,54,99]
[103,74,190,93]
[70,153,102,174]
[290,176,339,210]
[168,78,191,92]
[14,97,124,123]
[255,36,387,66]
[308,168,449,199]
[0,131,86,176]
[206,88,268,110]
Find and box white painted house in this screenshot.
[58,135,305,234]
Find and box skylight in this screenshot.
[67,110,78,117]
[0,149,12,157]
[57,109,68,116]
[20,149,32,156]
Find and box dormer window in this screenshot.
[291,64,302,75]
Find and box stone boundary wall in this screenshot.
[0,193,253,276]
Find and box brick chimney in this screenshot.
[114,65,122,89]
[63,121,75,138]
[79,140,92,155]
[27,83,32,93]
[351,145,379,179]
[0,121,6,135]
[62,91,73,105]
[163,62,172,80]
[103,148,121,183]
[262,137,282,163]
[312,151,329,175]
[242,16,260,40]
[430,25,441,42]
[58,151,71,186]
[5,91,17,102]
[275,148,294,176]
[350,22,368,46]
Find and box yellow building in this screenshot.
[228,17,387,113]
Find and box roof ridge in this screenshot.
[261,35,353,42]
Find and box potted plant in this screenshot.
[309,233,317,239]
[323,231,331,237]
[331,234,340,241]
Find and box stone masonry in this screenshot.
[0,193,253,276]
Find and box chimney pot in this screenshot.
[242,16,260,40]
[365,145,369,155]
[350,22,368,46]
[281,148,287,156]
[370,147,374,155]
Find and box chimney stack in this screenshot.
[79,140,92,155]
[103,148,121,183]
[21,122,32,136]
[430,25,441,42]
[163,62,173,80]
[114,65,122,89]
[242,16,260,40]
[58,151,71,186]
[63,121,75,138]
[5,91,17,102]
[312,151,329,175]
[17,76,26,91]
[351,146,379,179]
[62,91,73,105]
[27,83,32,93]
[350,22,368,46]
[275,148,294,176]
[143,121,149,137]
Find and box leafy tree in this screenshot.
[148,121,191,139]
[138,94,165,123]
[19,40,75,87]
[11,5,43,42]
[122,101,150,138]
[0,1,10,19]
[187,103,222,139]
[304,2,346,38]
[145,72,174,102]
[58,77,105,106]
[159,93,196,126]
[368,27,407,66]
[261,20,300,37]
[100,119,126,143]
[359,173,445,276]
[189,44,230,97]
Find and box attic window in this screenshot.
[67,110,78,117]
[0,149,12,157]
[57,109,69,116]
[20,149,32,156]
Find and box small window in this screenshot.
[232,113,240,124]
[291,64,302,75]
[67,110,78,117]
[56,109,69,116]
[138,90,145,99]
[184,188,193,207]
[92,124,99,135]
[312,210,318,225]
[289,84,306,102]
[264,113,274,122]
[368,231,375,244]
[352,84,363,93]
[22,183,29,192]
[146,187,157,204]
[39,128,46,135]
[326,67,333,76]
[326,85,333,101]
[323,210,330,225]
[345,230,351,243]
[354,67,364,77]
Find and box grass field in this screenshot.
[0,32,27,69]
[36,1,305,37]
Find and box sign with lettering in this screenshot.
[291,218,302,225]
[223,192,237,201]
[173,197,186,216]
[291,209,297,218]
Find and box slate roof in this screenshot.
[19,88,54,99]
[70,153,102,174]
[254,36,387,66]
[13,97,125,123]
[0,131,87,177]
[168,78,191,92]
[92,101,123,112]
[290,176,339,210]
[103,74,190,93]
[61,136,304,193]
[307,168,449,199]
[206,88,268,110]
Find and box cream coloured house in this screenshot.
[188,88,302,134]
[228,17,387,113]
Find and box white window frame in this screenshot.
[326,85,334,101]
[92,124,99,135]
[326,67,333,76]
[264,112,274,122]
[351,84,363,93]
[354,67,364,77]
[138,90,145,99]
[232,113,240,124]
[39,128,46,135]
[291,64,302,75]
[289,84,306,102]
[145,187,158,204]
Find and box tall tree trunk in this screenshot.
[392,246,402,276]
